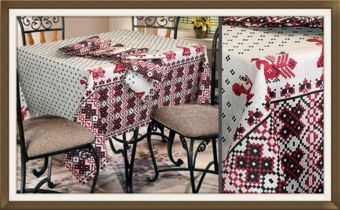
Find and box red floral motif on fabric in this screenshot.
[251,54,297,81]
[21,106,30,120]
[163,51,176,60]
[110,62,127,73]
[135,92,145,98]
[232,75,254,105]
[267,87,276,99]
[176,46,191,56]
[80,77,88,86]
[280,83,295,98]
[193,44,205,53]
[299,78,312,93]
[246,109,263,126]
[88,67,106,79]
[263,95,271,111]
[316,75,324,89]
[233,125,246,141]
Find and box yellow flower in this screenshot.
[191,16,214,30]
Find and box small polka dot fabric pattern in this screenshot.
[221,24,324,193]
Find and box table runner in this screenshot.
[221,25,324,193]
[18,30,211,183]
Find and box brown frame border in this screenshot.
[1,0,339,209]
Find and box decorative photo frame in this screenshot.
[0,0,339,209]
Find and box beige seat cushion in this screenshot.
[151,104,218,138]
[23,115,95,158]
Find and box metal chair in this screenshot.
[17,73,99,193]
[17,16,65,46]
[132,16,180,39]
[146,28,220,193]
[17,16,65,188]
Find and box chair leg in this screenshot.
[119,129,139,193]
[121,133,130,192]
[146,121,159,182]
[88,143,99,193]
[32,156,48,177]
[160,125,167,143]
[179,135,197,193]
[32,157,54,188]
[20,158,26,193]
[126,129,138,193]
[212,138,219,173]
[187,137,197,193]
[167,130,183,166]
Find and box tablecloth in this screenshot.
[18,30,211,183]
[221,24,324,193]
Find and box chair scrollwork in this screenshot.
[17,16,65,46]
[132,16,180,39]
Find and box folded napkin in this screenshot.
[63,40,112,57]
[126,53,166,60]
[60,35,114,57]
[60,35,149,59]
[123,70,157,101]
[105,48,149,59]
[60,36,100,51]
[88,46,132,57]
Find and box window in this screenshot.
[178,16,218,35]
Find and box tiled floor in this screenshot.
[17,127,219,193]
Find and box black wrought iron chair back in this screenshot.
[17,16,65,46]
[211,27,219,105]
[145,28,220,193]
[17,16,65,191]
[17,74,99,193]
[132,16,180,39]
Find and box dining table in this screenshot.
[221,17,324,193]
[17,29,211,192]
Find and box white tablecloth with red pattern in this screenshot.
[221,24,324,193]
[18,30,211,183]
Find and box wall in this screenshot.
[65,17,110,39]
[109,17,131,31]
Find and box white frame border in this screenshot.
[9,8,331,201]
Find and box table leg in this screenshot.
[109,128,141,193]
[127,132,138,193]
[47,157,54,188]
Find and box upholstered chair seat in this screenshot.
[23,115,95,158]
[151,104,218,138]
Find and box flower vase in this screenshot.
[194,29,208,39]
